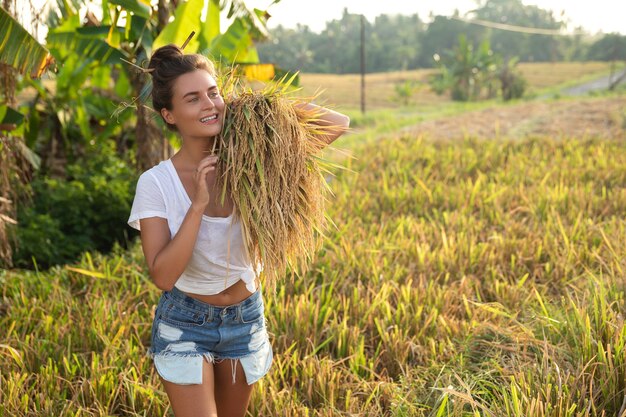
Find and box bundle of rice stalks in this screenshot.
[215,80,337,286]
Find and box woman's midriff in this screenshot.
[182,277,259,307]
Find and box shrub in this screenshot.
[392,80,422,106]
[12,152,137,269]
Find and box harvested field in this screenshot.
[407,96,626,140]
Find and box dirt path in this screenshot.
[406,96,626,141]
[562,69,626,96]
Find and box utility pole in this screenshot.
[360,14,366,114]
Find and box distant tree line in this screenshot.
[258,0,626,74]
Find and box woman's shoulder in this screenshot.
[135,159,177,194]
[139,159,173,181]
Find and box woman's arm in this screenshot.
[139,155,217,291]
[139,204,204,291]
[297,102,350,145]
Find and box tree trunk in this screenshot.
[609,63,626,91]
[158,0,171,32]
[125,0,174,172]
[0,24,19,266]
[135,103,170,171]
[127,64,171,171]
[1,0,18,267]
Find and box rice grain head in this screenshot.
[216,85,336,289]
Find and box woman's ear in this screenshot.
[161,108,175,125]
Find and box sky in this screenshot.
[245,0,625,35]
[16,0,626,42]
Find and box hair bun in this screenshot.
[147,44,185,73]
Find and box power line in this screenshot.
[450,16,584,36]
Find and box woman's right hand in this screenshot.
[192,154,219,210]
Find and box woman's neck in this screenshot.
[174,136,217,166]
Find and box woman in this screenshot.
[128,44,349,417]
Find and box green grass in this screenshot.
[2,129,626,415]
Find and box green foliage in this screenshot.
[152,0,215,52]
[20,58,134,172]
[258,11,424,73]
[152,0,270,63]
[474,0,564,61]
[431,35,498,101]
[0,4,51,77]
[0,104,24,126]
[392,80,422,106]
[432,35,527,101]
[260,0,603,74]
[13,151,137,269]
[586,33,626,61]
[417,15,485,69]
[499,58,527,100]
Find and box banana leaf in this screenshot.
[152,0,205,51]
[0,5,52,78]
[208,17,259,64]
[108,0,151,19]
[0,105,24,126]
[47,27,127,65]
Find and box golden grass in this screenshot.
[2,95,625,416]
[298,69,443,110]
[516,61,615,90]
[217,86,332,286]
[2,130,626,415]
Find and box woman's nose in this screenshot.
[203,94,215,108]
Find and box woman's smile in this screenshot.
[200,114,219,124]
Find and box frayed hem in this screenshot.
[148,346,272,386]
[150,351,214,385]
[148,350,215,363]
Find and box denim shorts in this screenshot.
[149,285,273,386]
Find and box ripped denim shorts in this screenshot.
[149,285,273,386]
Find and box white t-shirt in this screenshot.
[128,159,257,295]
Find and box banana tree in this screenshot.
[43,0,281,171]
[432,34,498,101]
[0,4,53,267]
[24,0,136,173]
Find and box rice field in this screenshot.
[2,94,626,415]
[299,61,621,110]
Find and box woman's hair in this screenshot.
[147,44,217,131]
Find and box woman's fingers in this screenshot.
[194,156,218,180]
[192,155,219,206]
[196,154,219,173]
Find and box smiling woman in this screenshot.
[126,44,349,417]
[128,45,260,417]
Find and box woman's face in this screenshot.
[161,69,225,139]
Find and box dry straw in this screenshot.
[215,77,337,287]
